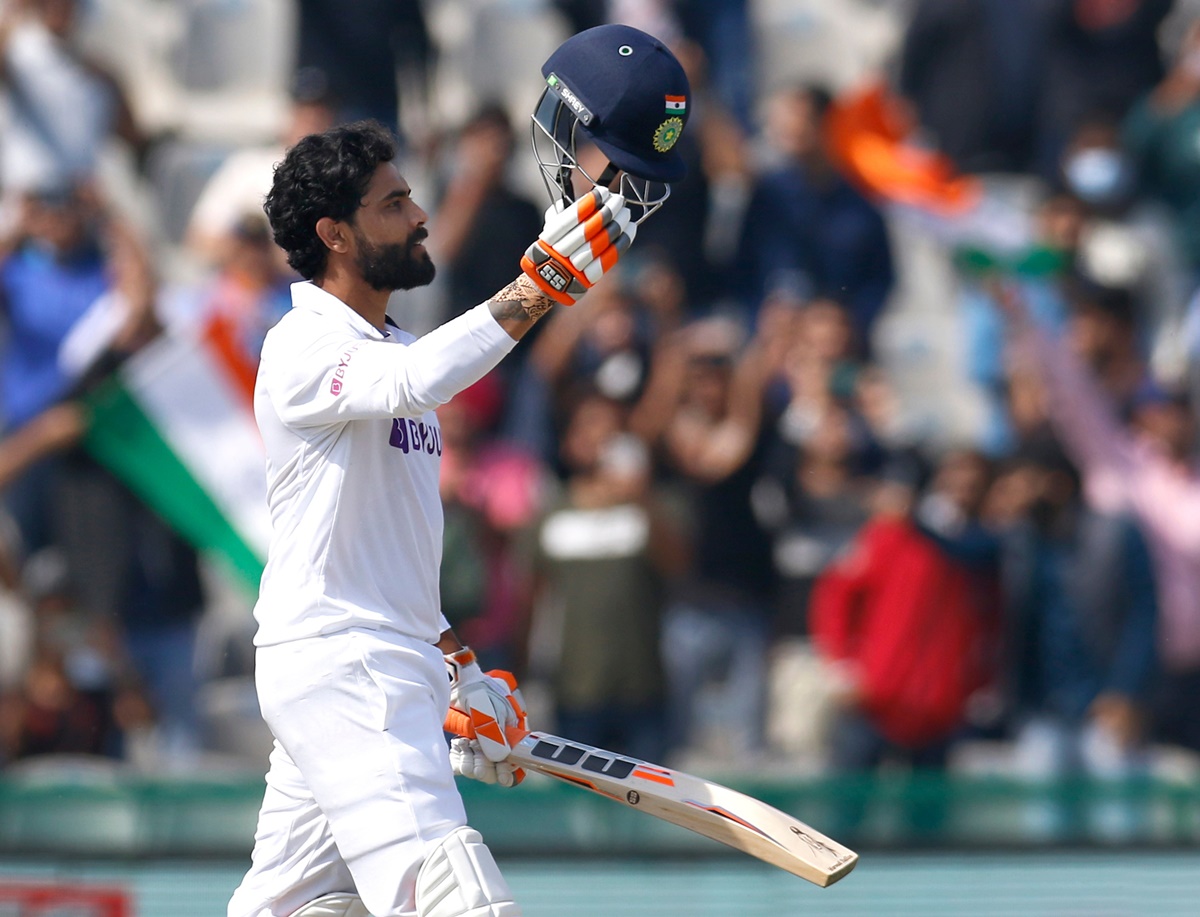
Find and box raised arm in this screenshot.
[995,283,1138,510]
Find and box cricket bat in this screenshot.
[446,712,858,887]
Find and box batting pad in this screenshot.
[291,892,372,916]
[416,827,521,917]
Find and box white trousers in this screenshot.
[228,628,467,917]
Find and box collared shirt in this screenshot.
[252,282,515,647]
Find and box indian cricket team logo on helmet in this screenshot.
[653,116,684,153]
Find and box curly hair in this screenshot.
[264,120,398,280]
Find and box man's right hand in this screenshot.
[521,188,634,306]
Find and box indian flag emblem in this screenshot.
[665,95,687,115]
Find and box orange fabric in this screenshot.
[824,82,982,218]
[202,312,258,408]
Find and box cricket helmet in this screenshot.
[532,24,691,223]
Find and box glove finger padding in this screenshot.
[521,188,634,306]
[448,737,525,787]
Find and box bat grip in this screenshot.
[444,707,531,749]
[444,708,474,739]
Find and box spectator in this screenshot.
[526,389,687,762]
[1060,278,1151,413]
[293,0,433,139]
[167,214,291,370]
[898,0,1045,175]
[1124,17,1200,280]
[429,103,543,324]
[809,449,1001,834]
[0,187,207,763]
[759,400,875,637]
[0,184,156,546]
[0,0,148,195]
[634,317,778,762]
[1055,118,1189,376]
[509,270,654,463]
[999,284,1200,753]
[676,0,755,134]
[1037,0,1173,180]
[990,436,1157,839]
[734,85,895,348]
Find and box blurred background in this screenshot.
[0,0,1198,914]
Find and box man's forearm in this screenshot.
[487,274,558,341]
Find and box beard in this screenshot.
[353,226,436,292]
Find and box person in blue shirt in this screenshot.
[0,183,205,762]
[733,85,894,351]
[995,433,1158,840]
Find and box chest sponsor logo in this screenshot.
[389,418,442,456]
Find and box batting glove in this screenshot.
[520,187,635,306]
[444,647,528,763]
[448,736,524,787]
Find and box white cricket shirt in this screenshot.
[252,281,517,647]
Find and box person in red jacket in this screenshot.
[811,450,1002,835]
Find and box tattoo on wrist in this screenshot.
[490,277,556,323]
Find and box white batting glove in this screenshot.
[444,647,528,763]
[520,188,635,306]
[448,736,523,787]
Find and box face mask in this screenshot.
[1063,148,1134,207]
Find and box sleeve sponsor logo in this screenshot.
[330,343,363,395]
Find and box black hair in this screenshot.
[264,119,397,280]
[1008,429,1083,493]
[1064,274,1136,328]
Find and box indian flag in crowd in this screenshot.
[78,314,269,589]
[665,95,686,114]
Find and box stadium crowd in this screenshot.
[0,0,1198,818]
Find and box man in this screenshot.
[733,85,894,349]
[228,23,690,917]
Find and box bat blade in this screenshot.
[509,731,858,887]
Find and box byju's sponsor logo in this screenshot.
[330,344,362,395]
[390,418,442,456]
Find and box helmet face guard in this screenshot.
[531,86,671,226]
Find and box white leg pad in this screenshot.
[415,826,521,917]
[291,893,372,917]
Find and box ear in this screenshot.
[316,216,350,254]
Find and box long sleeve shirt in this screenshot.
[252,281,516,647]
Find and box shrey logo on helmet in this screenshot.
[531,24,691,225]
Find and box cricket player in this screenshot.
[227,24,689,917]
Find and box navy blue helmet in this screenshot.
[532,24,691,223]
